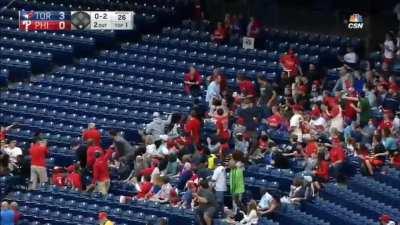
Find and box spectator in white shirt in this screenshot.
[4,140,22,171]
[382,33,395,67]
[239,200,258,225]
[342,47,358,68]
[289,105,304,142]
[211,160,227,208]
[206,75,221,107]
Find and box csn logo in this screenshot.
[347,13,364,29]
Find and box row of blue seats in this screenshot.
[79,55,281,80]
[245,165,294,190]
[179,20,361,48]
[0,37,74,64]
[60,63,185,83]
[6,83,191,111]
[278,204,330,225]
[96,49,282,80]
[31,75,192,104]
[55,67,185,93]
[99,49,284,78]
[0,68,9,86]
[142,36,277,60]
[302,198,376,225]
[160,27,340,57]
[17,203,148,225]
[120,42,319,71]
[9,188,194,225]
[264,40,340,56]
[7,128,73,146]
[0,58,32,82]
[1,27,96,56]
[1,96,162,125]
[348,174,400,208]
[141,35,330,67]
[373,168,400,189]
[0,16,18,28]
[263,28,362,48]
[321,184,400,222]
[0,47,52,73]
[0,108,137,137]
[162,25,360,50]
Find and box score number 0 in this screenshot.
[59,11,66,30]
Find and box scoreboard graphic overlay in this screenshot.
[19,10,134,31]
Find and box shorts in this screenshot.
[199,207,216,218]
[96,179,110,195]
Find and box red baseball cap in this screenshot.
[66,165,76,173]
[98,212,108,220]
[236,117,245,125]
[310,108,321,117]
[379,214,391,223]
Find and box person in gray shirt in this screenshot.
[109,130,135,158]
[143,112,172,144]
[194,179,218,225]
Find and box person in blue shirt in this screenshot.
[382,128,398,153]
[1,201,15,225]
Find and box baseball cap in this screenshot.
[98,212,108,220]
[66,165,76,173]
[152,112,160,118]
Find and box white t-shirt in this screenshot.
[343,52,358,64]
[384,40,395,59]
[310,117,327,128]
[290,113,303,141]
[212,165,227,192]
[240,209,258,225]
[4,146,22,164]
[258,192,273,209]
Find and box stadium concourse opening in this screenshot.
[0,0,400,225]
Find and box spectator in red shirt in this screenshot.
[51,167,66,187]
[87,140,104,170]
[342,88,359,122]
[379,112,393,131]
[312,151,330,194]
[304,136,318,158]
[211,22,227,44]
[29,139,49,190]
[0,123,16,142]
[329,141,346,182]
[89,149,113,196]
[237,74,257,99]
[66,164,83,191]
[184,66,202,96]
[280,48,303,78]
[82,123,102,146]
[267,106,283,128]
[214,108,230,142]
[185,110,202,145]
[135,175,153,199]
